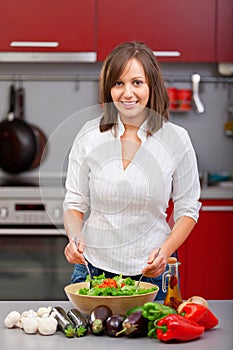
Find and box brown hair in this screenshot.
[99,41,169,135]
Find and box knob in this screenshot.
[0,207,8,219]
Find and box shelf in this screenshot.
[169,109,191,113]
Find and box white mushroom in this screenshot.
[38,317,58,335]
[37,306,52,317]
[4,311,21,328]
[4,306,58,336]
[21,310,36,318]
[21,311,29,317]
[22,316,38,334]
[28,309,38,317]
[15,319,23,328]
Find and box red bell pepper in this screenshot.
[179,303,218,330]
[155,314,205,342]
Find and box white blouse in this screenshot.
[63,116,201,275]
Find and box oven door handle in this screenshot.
[0,228,66,235]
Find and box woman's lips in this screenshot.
[121,101,138,108]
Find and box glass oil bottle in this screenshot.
[162,257,183,311]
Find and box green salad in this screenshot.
[76,273,158,296]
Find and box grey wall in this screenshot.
[0,61,232,177]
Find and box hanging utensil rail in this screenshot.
[0,74,232,83]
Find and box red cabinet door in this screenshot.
[0,0,96,53]
[97,0,216,62]
[178,199,233,300]
[216,0,233,62]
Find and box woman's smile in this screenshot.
[121,101,138,108]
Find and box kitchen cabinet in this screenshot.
[216,0,233,62]
[0,0,96,61]
[1,0,229,63]
[178,199,233,300]
[97,0,216,62]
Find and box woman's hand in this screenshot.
[63,209,85,264]
[64,239,85,264]
[142,248,167,278]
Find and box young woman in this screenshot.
[63,41,201,299]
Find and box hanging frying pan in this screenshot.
[16,87,48,170]
[0,84,37,174]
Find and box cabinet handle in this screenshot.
[10,41,59,48]
[0,52,97,62]
[153,51,181,57]
[0,228,66,235]
[202,206,233,212]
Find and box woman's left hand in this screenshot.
[142,248,167,278]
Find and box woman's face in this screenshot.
[110,58,150,125]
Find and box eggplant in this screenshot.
[105,314,125,337]
[67,309,88,337]
[116,311,148,337]
[125,305,144,317]
[88,305,112,335]
[52,306,76,338]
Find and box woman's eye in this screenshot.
[134,80,143,86]
[114,81,123,87]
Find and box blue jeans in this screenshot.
[71,260,167,300]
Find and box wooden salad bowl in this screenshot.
[64,281,159,315]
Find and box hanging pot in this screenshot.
[0,84,37,174]
[16,87,48,170]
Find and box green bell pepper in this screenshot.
[142,302,177,322]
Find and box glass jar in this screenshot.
[162,257,183,310]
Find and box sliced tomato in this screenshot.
[98,278,117,288]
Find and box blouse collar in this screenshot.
[116,114,147,143]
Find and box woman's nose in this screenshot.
[123,84,133,98]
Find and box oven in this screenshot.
[0,176,73,301]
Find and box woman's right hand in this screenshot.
[64,239,85,264]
